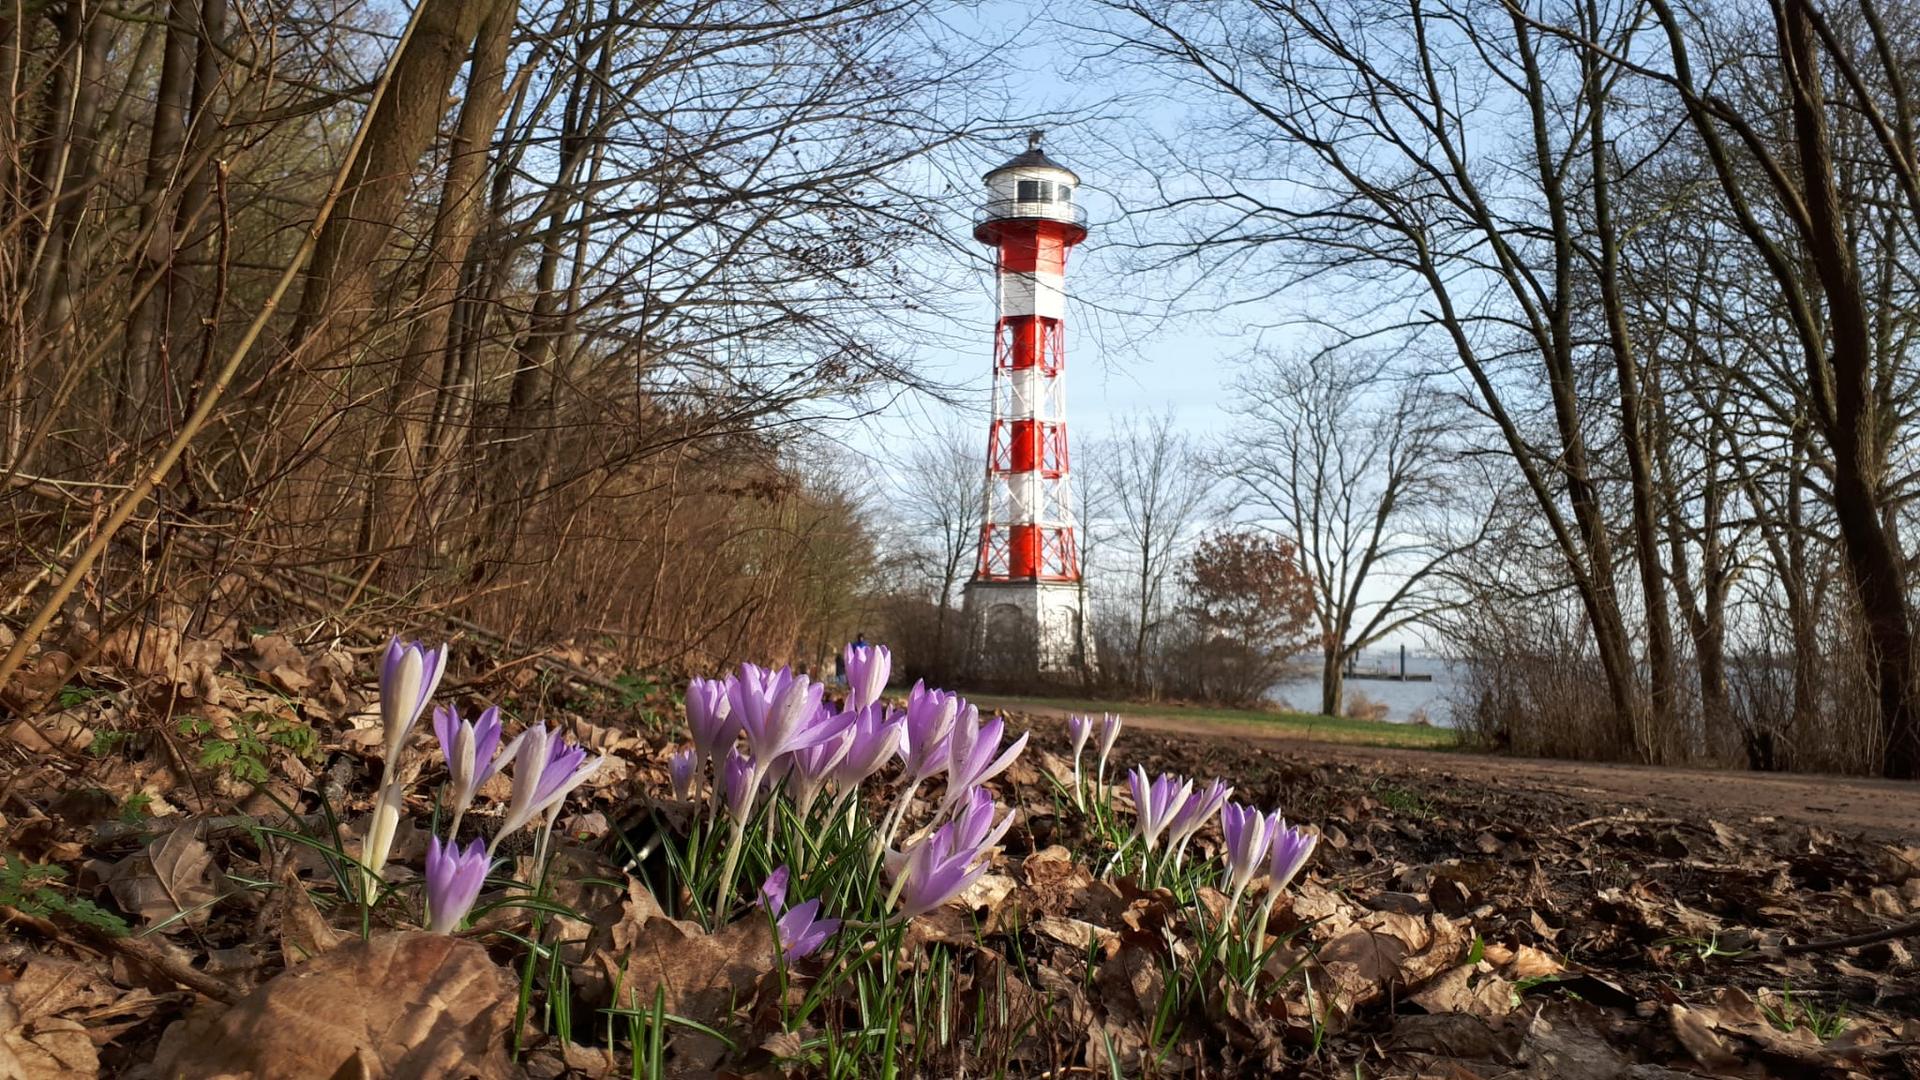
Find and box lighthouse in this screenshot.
[963,133,1091,679]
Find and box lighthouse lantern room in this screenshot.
[963,133,1092,678]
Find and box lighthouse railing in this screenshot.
[975,199,1088,229]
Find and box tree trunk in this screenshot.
[1586,22,1677,762]
[118,0,200,436]
[280,0,501,471]
[24,3,111,354]
[489,7,605,540]
[1320,646,1345,718]
[360,1,513,557]
[1512,13,1645,760]
[1780,0,1920,778]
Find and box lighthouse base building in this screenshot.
[963,579,1089,678]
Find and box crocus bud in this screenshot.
[489,723,605,855]
[831,705,904,791]
[432,704,509,829]
[899,680,959,784]
[722,749,756,826]
[424,836,491,934]
[843,643,892,710]
[670,748,698,801]
[784,707,853,816]
[1097,713,1123,766]
[1268,821,1318,894]
[686,676,737,765]
[380,637,447,764]
[1166,778,1232,850]
[942,713,1027,811]
[1220,802,1278,900]
[1127,767,1190,854]
[731,664,830,768]
[884,792,1009,921]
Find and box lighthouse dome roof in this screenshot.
[984,134,1079,185]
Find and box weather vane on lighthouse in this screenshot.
[963,132,1092,678]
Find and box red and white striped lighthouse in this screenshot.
[964,133,1091,676]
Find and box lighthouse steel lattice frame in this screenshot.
[964,135,1091,676]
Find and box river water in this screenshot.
[1267,651,1460,726]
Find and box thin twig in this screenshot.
[95,932,244,1004]
[1768,916,1920,957]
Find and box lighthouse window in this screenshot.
[1018,179,1047,202]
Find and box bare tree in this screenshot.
[1622,0,1920,776]
[1099,0,1678,760]
[891,420,984,668]
[1101,409,1214,695]
[1225,351,1481,716]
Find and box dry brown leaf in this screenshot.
[1409,964,1514,1020]
[0,651,75,711]
[1519,1007,1630,1080]
[580,883,773,1031]
[1503,944,1562,980]
[103,827,216,932]
[5,713,94,756]
[956,872,1016,912]
[150,932,517,1080]
[1032,915,1119,956]
[1667,1002,1738,1070]
[0,958,104,1079]
[1675,986,1866,1069]
[247,635,305,675]
[1093,942,1164,1024]
[99,625,180,680]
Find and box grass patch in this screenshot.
[969,694,1460,750]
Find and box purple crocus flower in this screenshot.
[843,642,892,711]
[1267,821,1318,893]
[776,898,840,961]
[361,637,449,900]
[783,707,854,816]
[488,723,605,855]
[380,637,447,763]
[759,865,791,911]
[1220,801,1279,901]
[830,704,904,792]
[669,748,698,801]
[722,748,756,826]
[1126,766,1191,854]
[1096,713,1123,788]
[1167,778,1233,851]
[947,786,1017,855]
[885,814,993,920]
[729,664,832,767]
[755,865,841,961]
[424,835,490,934]
[432,704,512,835]
[686,676,738,765]
[898,681,960,784]
[940,713,1028,811]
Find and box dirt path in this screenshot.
[1001,699,1920,842]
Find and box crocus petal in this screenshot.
[759,866,790,914]
[1268,822,1318,893]
[844,643,892,711]
[670,748,698,800]
[425,835,491,934]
